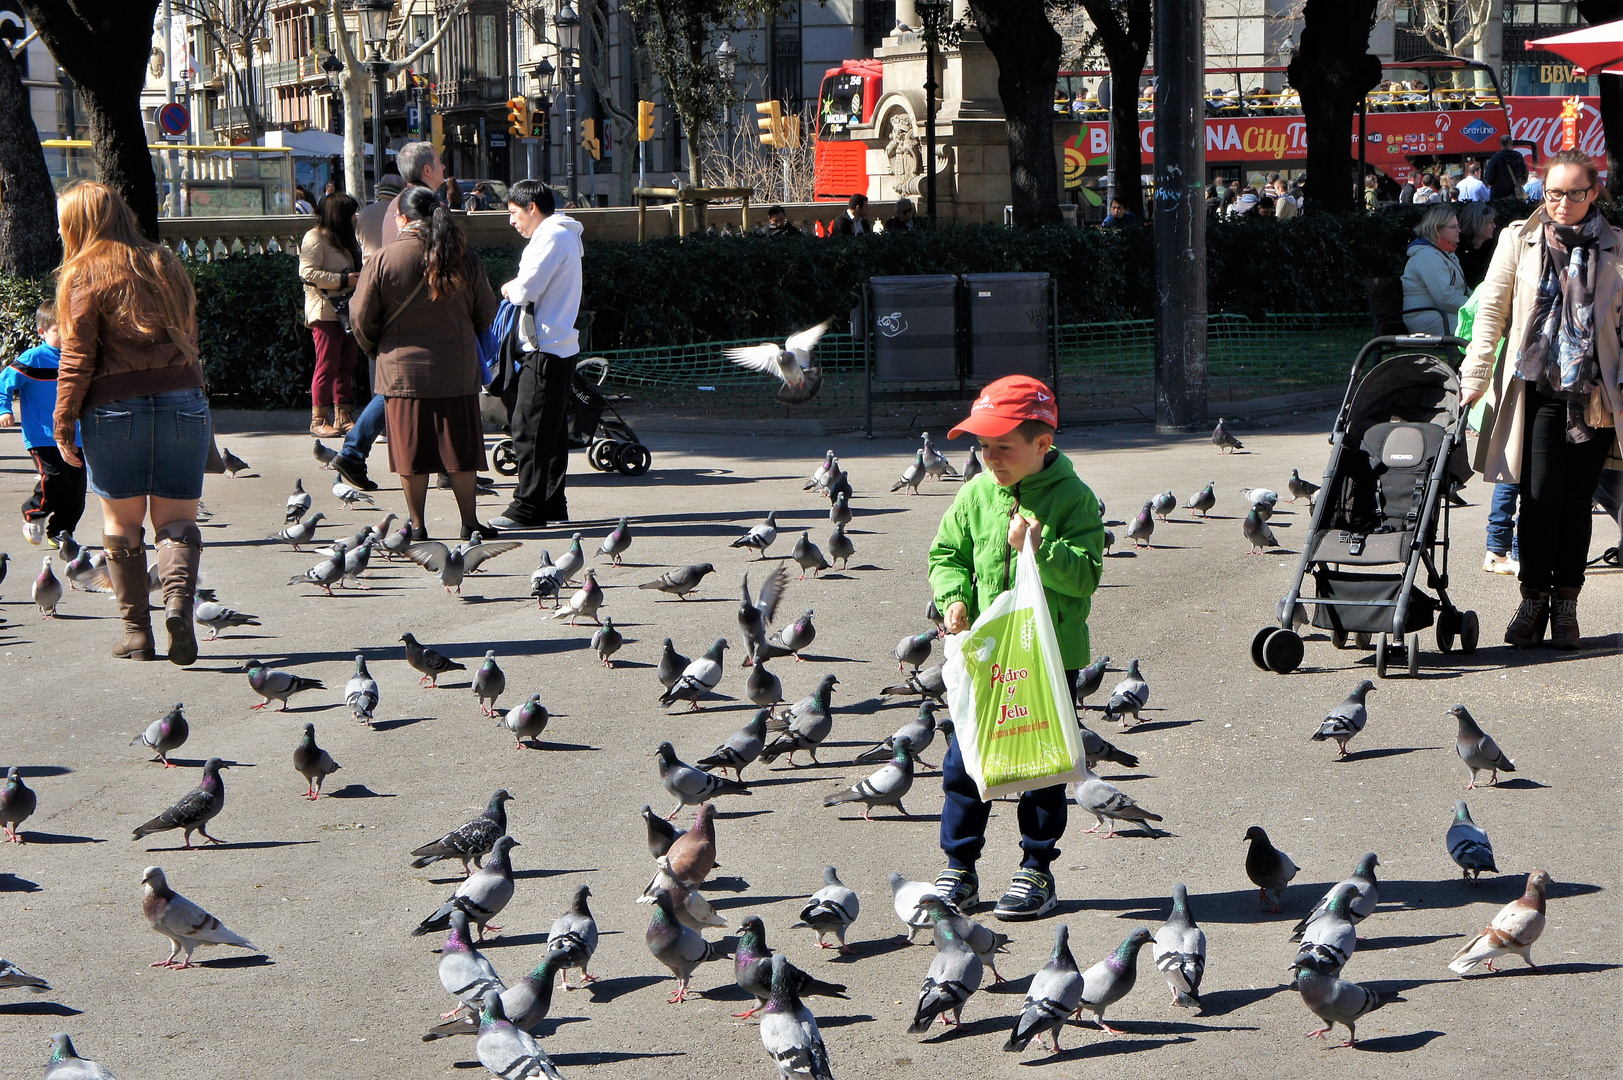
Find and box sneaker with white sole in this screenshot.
[932,867,979,914]
[1482,551,1518,576]
[23,520,45,545]
[994,869,1057,921]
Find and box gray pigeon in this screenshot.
[893,628,938,673]
[733,915,849,1018]
[759,953,835,1080]
[761,673,839,765]
[892,450,927,495]
[1241,487,1281,516]
[1185,482,1216,517]
[765,609,817,661]
[1103,659,1149,727]
[44,1033,118,1080]
[745,651,784,707]
[415,835,519,940]
[698,709,770,781]
[1152,490,1177,521]
[288,540,346,595]
[1293,955,1388,1047]
[1243,508,1279,553]
[792,866,861,954]
[880,661,946,703]
[345,655,380,726]
[132,758,229,848]
[656,638,690,690]
[804,451,836,492]
[411,790,513,875]
[591,616,623,666]
[1292,882,1358,976]
[1078,723,1139,770]
[1152,884,1206,1009]
[1077,928,1154,1034]
[130,703,189,767]
[1102,527,1115,554]
[596,515,631,565]
[962,446,983,482]
[381,521,413,560]
[340,537,375,588]
[1451,704,1516,789]
[1212,417,1243,453]
[908,899,984,1031]
[0,958,47,992]
[889,871,939,941]
[644,886,729,1003]
[405,539,522,595]
[921,894,1010,981]
[823,736,914,820]
[638,562,717,599]
[921,432,959,480]
[271,510,326,550]
[857,700,942,768]
[1070,764,1164,838]
[791,531,830,579]
[656,741,751,819]
[1293,853,1381,941]
[331,478,373,507]
[402,633,467,688]
[1004,923,1084,1053]
[216,446,249,476]
[738,565,790,666]
[473,651,506,714]
[1288,468,1320,502]
[422,951,563,1041]
[529,550,563,607]
[1126,502,1154,548]
[499,694,549,748]
[437,910,505,1016]
[292,723,341,800]
[731,511,780,559]
[552,532,585,584]
[551,567,605,625]
[140,865,258,969]
[660,638,728,710]
[1243,825,1299,912]
[1074,654,1111,706]
[0,767,36,842]
[724,320,831,392]
[546,883,600,988]
[32,555,61,617]
[829,491,852,530]
[1312,679,1374,757]
[1446,801,1496,880]
[194,597,260,640]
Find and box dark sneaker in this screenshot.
[439,473,493,489]
[409,525,429,543]
[333,455,378,492]
[932,868,979,914]
[994,869,1056,921]
[461,521,500,541]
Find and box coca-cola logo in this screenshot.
[1506,97,1607,160]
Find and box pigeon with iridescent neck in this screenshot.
[891,450,926,495]
[271,510,326,551]
[1313,680,1374,757]
[760,674,839,766]
[731,511,780,559]
[194,596,260,639]
[292,723,341,799]
[132,759,229,848]
[1185,482,1216,517]
[1452,704,1516,789]
[32,556,61,617]
[44,1033,119,1079]
[1152,490,1177,521]
[759,953,835,1080]
[656,741,751,819]
[410,789,513,875]
[1126,502,1154,549]
[1446,801,1496,880]
[422,950,563,1040]
[645,886,728,1004]
[909,898,983,1032]
[1293,882,1358,976]
[1293,854,1380,942]
[472,651,506,714]
[131,703,189,767]
[286,478,312,522]
[659,638,728,710]
[1293,954,1388,1047]
[1103,659,1149,727]
[141,865,258,969]
[591,616,623,666]
[596,516,632,565]
[402,633,466,688]
[551,568,605,625]
[733,915,848,1019]
[500,694,549,748]
[893,628,938,674]
[546,884,600,989]
[1076,928,1153,1034]
[823,736,914,820]
[638,562,716,599]
[243,658,326,710]
[436,910,505,1018]
[415,835,519,940]
[857,700,943,768]
[791,531,830,579]
[1004,923,1084,1053]
[1152,884,1206,1009]
[0,767,35,842]
[698,708,769,781]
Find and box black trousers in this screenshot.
[24,445,87,538]
[502,351,571,525]
[1517,383,1612,591]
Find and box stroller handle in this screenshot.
[1331,335,1470,442]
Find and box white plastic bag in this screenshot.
[942,532,1085,800]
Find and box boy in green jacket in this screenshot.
[927,375,1105,920]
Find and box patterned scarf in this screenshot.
[1515,208,1606,442]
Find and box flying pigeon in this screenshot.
[551,568,605,625]
[1004,923,1085,1053]
[656,741,751,819]
[243,658,325,710]
[405,539,522,594]
[1102,659,1149,727]
[725,319,832,388]
[499,694,549,749]
[194,596,260,639]
[1450,869,1551,975]
[271,511,327,550]
[472,651,506,714]
[891,450,927,495]
[345,655,380,726]
[1293,954,1388,1047]
[1071,764,1164,838]
[1185,482,1216,517]
[1312,679,1374,757]
[0,767,36,842]
[731,511,780,559]
[659,638,729,710]
[591,616,623,666]
[219,446,250,476]
[62,548,110,592]
[546,883,600,988]
[414,835,519,941]
[1212,417,1243,453]
[1446,801,1496,880]
[759,953,836,1080]
[140,866,258,969]
[792,866,861,954]
[1243,825,1299,912]
[823,736,914,820]
[286,479,312,522]
[596,515,631,565]
[908,901,984,1031]
[1288,468,1320,502]
[1451,704,1516,789]
[292,723,341,800]
[132,758,229,848]
[32,556,61,617]
[1292,853,1381,942]
[1152,884,1206,1009]
[411,790,514,875]
[1076,928,1154,1035]
[1243,508,1279,553]
[1125,502,1154,549]
[638,562,716,599]
[130,703,189,767]
[644,886,728,1003]
[402,632,467,688]
[698,708,770,781]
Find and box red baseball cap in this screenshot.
[947,375,1059,439]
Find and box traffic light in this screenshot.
[637,99,655,142]
[581,117,601,160]
[756,100,784,147]
[505,96,529,139]
[782,115,802,149]
[430,113,444,154]
[528,99,547,140]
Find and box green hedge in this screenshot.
[0,198,1544,407]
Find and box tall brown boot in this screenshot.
[333,403,356,434]
[103,532,156,661]
[155,522,203,666]
[1549,587,1582,651]
[1503,585,1549,649]
[310,405,339,438]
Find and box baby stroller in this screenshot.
[490,357,651,478]
[1252,334,1478,677]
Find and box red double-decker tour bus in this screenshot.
[813,59,882,202]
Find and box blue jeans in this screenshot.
[940,668,1078,875]
[1486,482,1518,560]
[338,392,385,465]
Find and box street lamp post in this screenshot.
[556,2,580,206]
[716,38,736,172]
[356,0,396,202]
[321,51,344,138]
[534,57,555,183]
[915,0,956,226]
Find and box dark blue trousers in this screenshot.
[940,668,1077,874]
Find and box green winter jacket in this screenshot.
[927,449,1105,669]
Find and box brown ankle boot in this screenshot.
[1549,587,1581,650]
[155,522,203,666]
[103,532,156,661]
[333,404,356,434]
[1503,585,1549,648]
[310,405,339,438]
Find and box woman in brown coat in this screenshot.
[1462,149,1623,649]
[53,181,210,665]
[352,185,498,540]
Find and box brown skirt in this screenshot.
[384,394,487,475]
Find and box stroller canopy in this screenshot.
[1341,352,1460,451]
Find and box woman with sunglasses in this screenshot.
[1462,149,1623,650]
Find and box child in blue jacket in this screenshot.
[0,302,85,544]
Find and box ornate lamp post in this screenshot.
[715,37,737,162]
[555,1,580,205]
[321,51,344,136]
[355,0,397,199]
[914,0,957,225]
[534,56,555,183]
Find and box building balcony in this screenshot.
[439,76,507,110]
[263,55,326,88]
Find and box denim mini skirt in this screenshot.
[82,387,211,500]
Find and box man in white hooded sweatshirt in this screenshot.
[490,180,585,530]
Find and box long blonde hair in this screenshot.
[55,182,195,339]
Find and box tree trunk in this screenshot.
[0,43,62,278]
[1574,0,1623,197]
[685,130,705,231]
[1077,0,1152,220]
[20,0,163,239]
[968,0,1062,227]
[1288,0,1381,215]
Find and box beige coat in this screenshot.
[1461,211,1623,482]
[299,229,357,326]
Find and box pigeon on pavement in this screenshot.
[437,910,505,1017]
[663,802,720,885]
[1450,869,1551,975]
[286,479,312,522]
[596,516,631,565]
[311,441,339,472]
[292,723,341,800]
[1103,659,1149,727]
[242,659,326,711]
[659,638,728,710]
[734,916,848,1018]
[287,541,346,595]
[1446,801,1497,880]
[405,540,522,595]
[645,886,729,1003]
[0,767,36,842]
[529,550,563,607]
[656,741,751,819]
[45,1033,119,1079]
[499,695,549,748]
[411,790,514,875]
[921,894,1010,982]
[1243,508,1280,553]
[1076,928,1154,1035]
[921,432,960,481]
[656,638,690,690]
[402,633,467,687]
[1240,487,1280,515]
[792,866,861,954]
[472,651,506,713]
[1243,825,1299,912]
[638,562,717,599]
[219,447,250,477]
[414,836,520,941]
[829,491,852,530]
[551,532,585,585]
[271,511,326,550]
[130,703,189,767]
[1293,883,1359,980]
[881,661,946,704]
[1071,764,1164,838]
[745,651,784,708]
[132,758,229,848]
[551,568,605,625]
[823,736,914,820]
[889,871,938,943]
[1152,490,1177,521]
[422,952,563,1041]
[0,958,47,992]
[591,616,624,666]
[725,319,832,389]
[791,531,830,579]
[546,883,600,988]
[759,953,836,1080]
[1288,469,1320,502]
[1293,955,1388,1048]
[760,673,839,765]
[1125,502,1154,549]
[763,609,817,662]
[892,628,938,674]
[62,548,110,592]
[1292,853,1381,941]
[962,447,983,482]
[698,709,770,780]
[642,805,685,860]
[1212,417,1243,453]
[32,556,61,617]
[1074,654,1111,707]
[908,901,984,1032]
[1078,723,1139,770]
[731,511,781,559]
[140,865,258,968]
[345,655,380,726]
[857,701,943,768]
[1312,680,1374,757]
[1451,704,1516,789]
[194,596,260,639]
[738,565,790,665]
[1004,923,1085,1053]
[892,450,927,495]
[1185,482,1216,517]
[1152,884,1206,1009]
[332,478,374,508]
[804,450,836,493]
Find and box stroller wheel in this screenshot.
[1261,628,1304,674]
[1355,632,1372,650]
[1375,634,1390,678]
[1330,628,1349,650]
[1436,610,1458,654]
[589,440,619,472]
[615,442,651,476]
[492,440,519,477]
[1250,626,1279,672]
[1459,610,1480,653]
[1407,631,1422,677]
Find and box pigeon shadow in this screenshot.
[833,813,942,824]
[0,1000,82,1017]
[1335,746,1440,763]
[527,740,597,752]
[13,766,73,778]
[711,810,774,822]
[478,932,552,950]
[196,953,274,968]
[0,873,41,893]
[703,875,752,893]
[325,784,395,799]
[918,1014,1012,1043]
[709,893,802,911]
[1460,961,1621,978]
[585,975,665,1004]
[1361,933,1462,951]
[1126,718,1202,734]
[153,757,254,770]
[1352,1030,1445,1053]
[17,832,105,845]
[144,839,320,853]
[513,867,595,880]
[743,773,843,788]
[828,936,913,963]
[551,1051,685,1066]
[1194,984,1288,1016]
[370,716,429,732]
[1489,777,1550,790]
[1023,1036,1194,1063]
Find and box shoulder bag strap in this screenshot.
[378,276,427,335]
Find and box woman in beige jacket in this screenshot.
[299,192,362,437]
[1462,149,1623,649]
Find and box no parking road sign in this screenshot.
[157,102,190,138]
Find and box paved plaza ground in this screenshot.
[0,408,1617,1079]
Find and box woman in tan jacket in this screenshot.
[1462,149,1623,649]
[299,192,362,437]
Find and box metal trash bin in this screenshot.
[963,272,1052,383]
[868,275,959,382]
